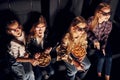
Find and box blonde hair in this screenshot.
[90,2,111,30]
[57,16,87,56]
[63,32,87,54]
[70,16,86,27]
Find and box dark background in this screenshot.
[0,0,120,80]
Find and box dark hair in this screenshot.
[33,15,47,27]
[6,20,20,30]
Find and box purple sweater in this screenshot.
[87,17,112,49]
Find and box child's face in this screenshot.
[7,22,22,37]
[70,23,86,38]
[35,23,46,37]
[98,7,111,23]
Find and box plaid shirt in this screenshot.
[87,17,112,49]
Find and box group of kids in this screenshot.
[1,2,112,80]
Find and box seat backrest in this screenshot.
[0,0,41,25]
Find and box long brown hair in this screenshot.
[29,15,47,37]
[90,2,111,30]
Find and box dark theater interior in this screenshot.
[0,0,120,80]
